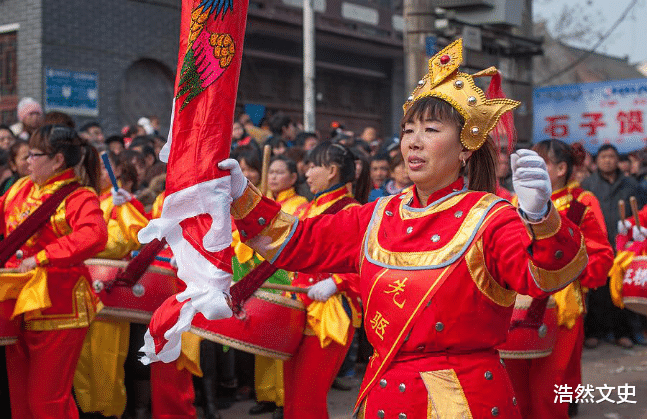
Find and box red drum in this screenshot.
[0,300,18,346]
[191,290,305,360]
[498,295,558,359]
[86,258,178,324]
[622,256,647,315]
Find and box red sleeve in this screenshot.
[578,191,608,236]
[233,193,376,275]
[579,207,614,289]
[483,204,588,297]
[43,189,108,267]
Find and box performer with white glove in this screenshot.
[307,277,338,302]
[219,39,588,419]
[511,149,552,220]
[111,187,133,206]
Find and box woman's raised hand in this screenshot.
[218,158,248,200]
[511,149,551,221]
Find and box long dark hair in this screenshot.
[400,96,497,193]
[350,146,371,204]
[532,139,586,187]
[306,141,356,185]
[29,124,101,192]
[8,140,28,173]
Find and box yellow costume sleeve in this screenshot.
[609,251,636,309]
[96,200,149,259]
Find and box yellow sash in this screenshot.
[0,268,51,319]
[306,294,351,348]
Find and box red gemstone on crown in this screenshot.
[440,55,450,64]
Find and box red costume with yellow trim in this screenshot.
[506,184,613,419]
[610,205,647,309]
[0,169,108,419]
[73,186,149,417]
[280,184,361,419]
[230,176,588,419]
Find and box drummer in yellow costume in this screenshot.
[246,156,307,418]
[73,156,149,418]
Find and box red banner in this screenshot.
[166,0,247,192]
[139,0,249,364]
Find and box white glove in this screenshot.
[217,158,248,200]
[618,219,632,236]
[632,225,647,242]
[111,188,133,206]
[307,277,338,302]
[511,149,551,220]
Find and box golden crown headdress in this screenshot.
[403,38,521,151]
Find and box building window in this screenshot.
[0,31,17,97]
[0,31,18,125]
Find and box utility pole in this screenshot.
[303,0,316,131]
[403,0,436,93]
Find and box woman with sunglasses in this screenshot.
[0,125,107,418]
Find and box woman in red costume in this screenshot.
[275,141,362,419]
[0,125,108,418]
[218,39,589,419]
[505,139,614,419]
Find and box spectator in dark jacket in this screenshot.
[581,144,645,246]
[581,144,646,348]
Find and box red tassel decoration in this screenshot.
[486,71,517,154]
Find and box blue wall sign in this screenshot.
[45,68,98,116]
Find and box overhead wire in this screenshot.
[538,0,640,85]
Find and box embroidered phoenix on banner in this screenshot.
[138,0,248,364]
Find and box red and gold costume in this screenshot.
[251,187,308,410]
[230,176,588,419]
[610,205,647,309]
[73,186,149,417]
[506,184,613,419]
[279,185,361,419]
[149,191,202,419]
[0,169,108,418]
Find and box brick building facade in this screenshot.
[0,0,405,139]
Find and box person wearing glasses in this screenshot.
[217,39,588,418]
[0,125,107,418]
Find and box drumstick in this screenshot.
[618,200,626,222]
[0,268,20,274]
[629,196,641,227]
[260,144,271,197]
[259,283,309,294]
[130,250,171,264]
[100,152,119,191]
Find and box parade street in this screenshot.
[221,342,647,419]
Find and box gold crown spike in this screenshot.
[403,39,521,151]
